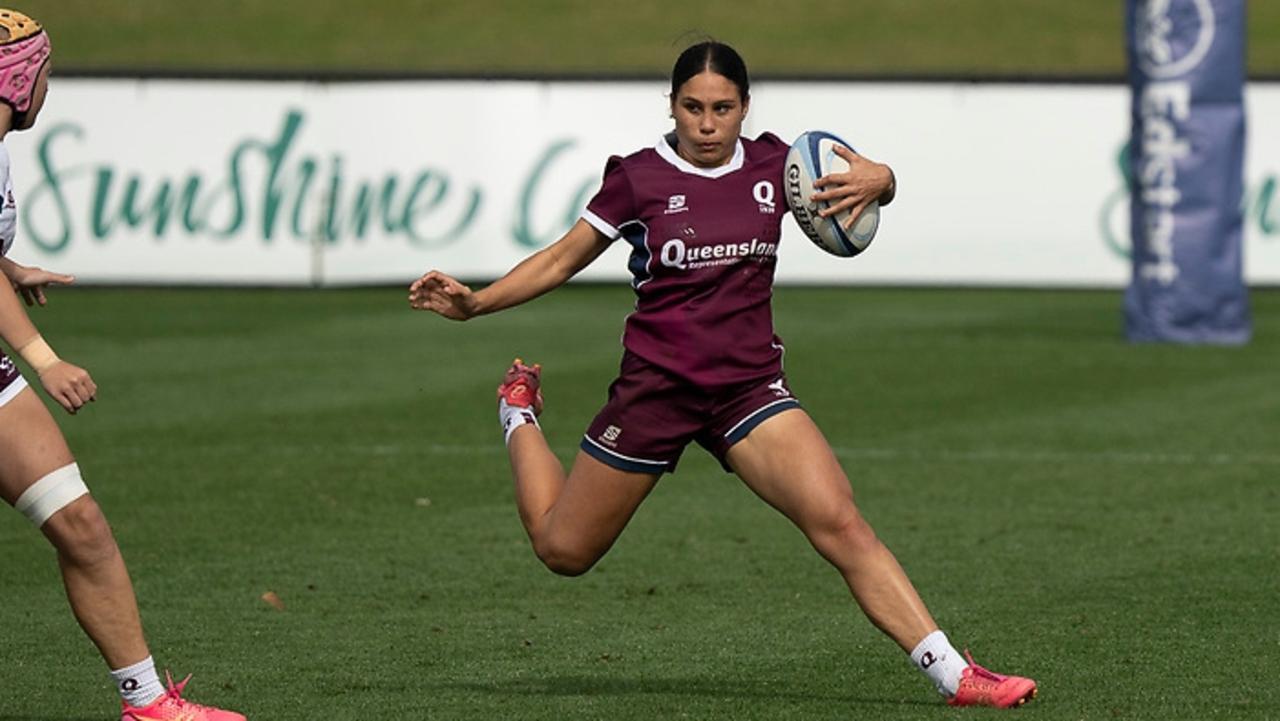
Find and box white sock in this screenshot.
[910,630,969,696]
[499,397,540,445]
[110,655,165,708]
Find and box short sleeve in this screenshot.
[581,155,636,241]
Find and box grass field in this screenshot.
[16,0,1280,77]
[0,286,1276,720]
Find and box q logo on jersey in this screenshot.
[1135,0,1216,79]
[753,180,776,214]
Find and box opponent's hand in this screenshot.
[408,270,479,321]
[38,360,97,414]
[811,145,895,230]
[7,264,75,307]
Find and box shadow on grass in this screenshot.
[435,674,934,707]
[3,717,102,721]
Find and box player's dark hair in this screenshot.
[671,41,749,101]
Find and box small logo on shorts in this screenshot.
[768,378,789,397]
[601,425,623,445]
[665,195,688,214]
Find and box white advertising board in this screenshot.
[6,78,1279,286]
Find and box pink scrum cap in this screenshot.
[0,9,49,113]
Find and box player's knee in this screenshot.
[812,509,881,559]
[533,536,599,577]
[14,462,113,565]
[45,496,120,567]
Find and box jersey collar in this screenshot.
[655,133,745,179]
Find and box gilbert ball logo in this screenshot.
[1135,0,1216,79]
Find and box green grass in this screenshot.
[16,0,1280,76]
[0,286,1277,720]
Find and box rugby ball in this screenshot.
[784,131,880,257]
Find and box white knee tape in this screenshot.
[14,463,90,527]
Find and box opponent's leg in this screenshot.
[0,387,245,720]
[725,408,1035,707]
[499,360,659,576]
[0,388,149,670]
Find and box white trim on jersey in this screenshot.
[654,134,745,179]
[581,209,621,240]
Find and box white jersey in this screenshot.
[0,143,27,404]
[0,143,15,257]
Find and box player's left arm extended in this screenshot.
[469,219,612,316]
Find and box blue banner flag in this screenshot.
[1125,0,1250,344]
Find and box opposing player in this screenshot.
[410,41,1037,708]
[0,10,245,721]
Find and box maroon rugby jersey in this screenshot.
[582,132,790,388]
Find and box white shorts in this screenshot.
[0,352,28,407]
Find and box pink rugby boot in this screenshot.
[947,651,1037,708]
[497,358,543,416]
[120,672,246,721]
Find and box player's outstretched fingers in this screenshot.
[409,267,481,319]
[15,268,76,307]
[408,270,438,294]
[409,271,463,310]
[409,270,450,302]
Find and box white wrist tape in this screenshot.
[16,335,59,373]
[14,463,89,527]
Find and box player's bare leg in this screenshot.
[725,408,1036,706]
[0,388,149,668]
[0,387,245,720]
[499,360,659,575]
[725,407,936,648]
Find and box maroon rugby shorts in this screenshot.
[581,352,801,474]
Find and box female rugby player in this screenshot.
[410,41,1036,708]
[0,10,244,721]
